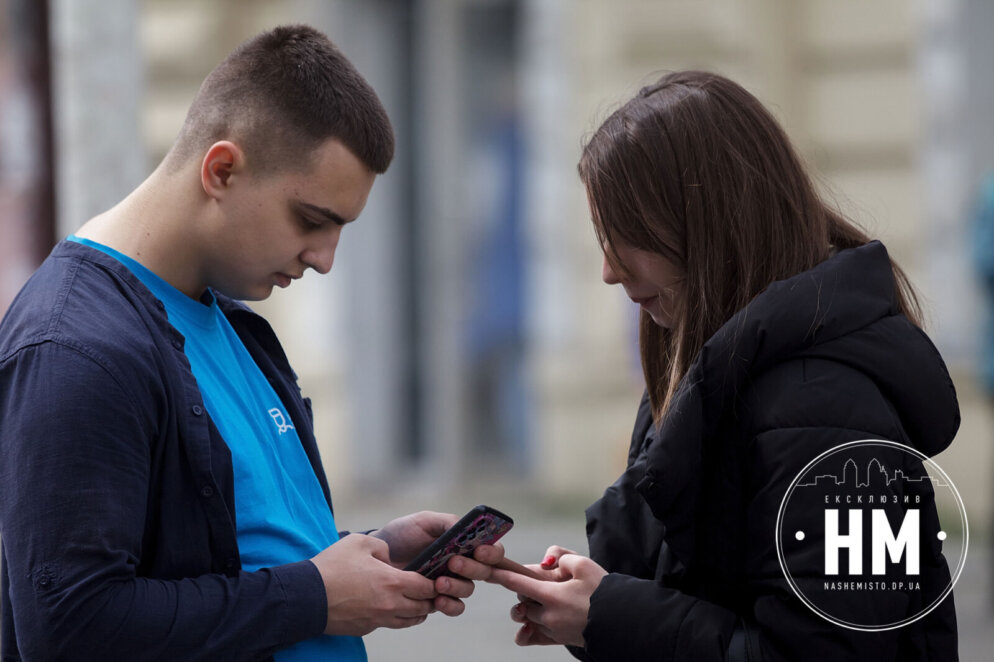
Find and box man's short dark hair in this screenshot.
[167,24,393,175]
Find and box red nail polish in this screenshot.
[541,554,556,568]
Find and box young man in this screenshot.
[0,25,498,660]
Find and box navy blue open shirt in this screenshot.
[0,241,330,660]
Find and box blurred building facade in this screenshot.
[22,0,993,513]
[0,0,54,312]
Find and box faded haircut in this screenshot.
[166,24,393,176]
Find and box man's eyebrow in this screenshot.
[294,201,352,226]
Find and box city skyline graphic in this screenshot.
[797,457,948,491]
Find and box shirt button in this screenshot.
[172,338,183,350]
[192,405,203,416]
[201,485,214,498]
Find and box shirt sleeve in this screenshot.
[0,341,327,660]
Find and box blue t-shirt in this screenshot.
[68,236,366,661]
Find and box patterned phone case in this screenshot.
[404,505,514,579]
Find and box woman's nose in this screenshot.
[601,253,621,285]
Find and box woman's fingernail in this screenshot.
[541,555,556,568]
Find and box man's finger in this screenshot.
[364,535,393,565]
[433,595,466,617]
[400,573,440,601]
[472,542,505,565]
[448,554,495,581]
[494,556,545,580]
[387,614,429,629]
[419,511,459,538]
[436,575,475,599]
[395,595,437,617]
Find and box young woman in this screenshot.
[491,71,959,661]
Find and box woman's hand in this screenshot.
[489,545,608,648]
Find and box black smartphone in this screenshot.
[403,505,513,579]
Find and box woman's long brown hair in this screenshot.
[578,71,921,425]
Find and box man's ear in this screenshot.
[201,141,245,199]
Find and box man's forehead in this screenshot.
[289,140,375,219]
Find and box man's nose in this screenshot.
[303,233,339,275]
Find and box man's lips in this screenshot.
[275,273,300,288]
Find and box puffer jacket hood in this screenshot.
[701,239,955,453]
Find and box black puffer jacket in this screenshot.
[575,242,960,661]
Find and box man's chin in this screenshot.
[247,286,276,302]
[217,284,274,302]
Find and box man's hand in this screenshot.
[429,544,506,616]
[371,511,506,616]
[370,511,459,566]
[310,533,438,636]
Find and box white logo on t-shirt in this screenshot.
[268,408,295,434]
